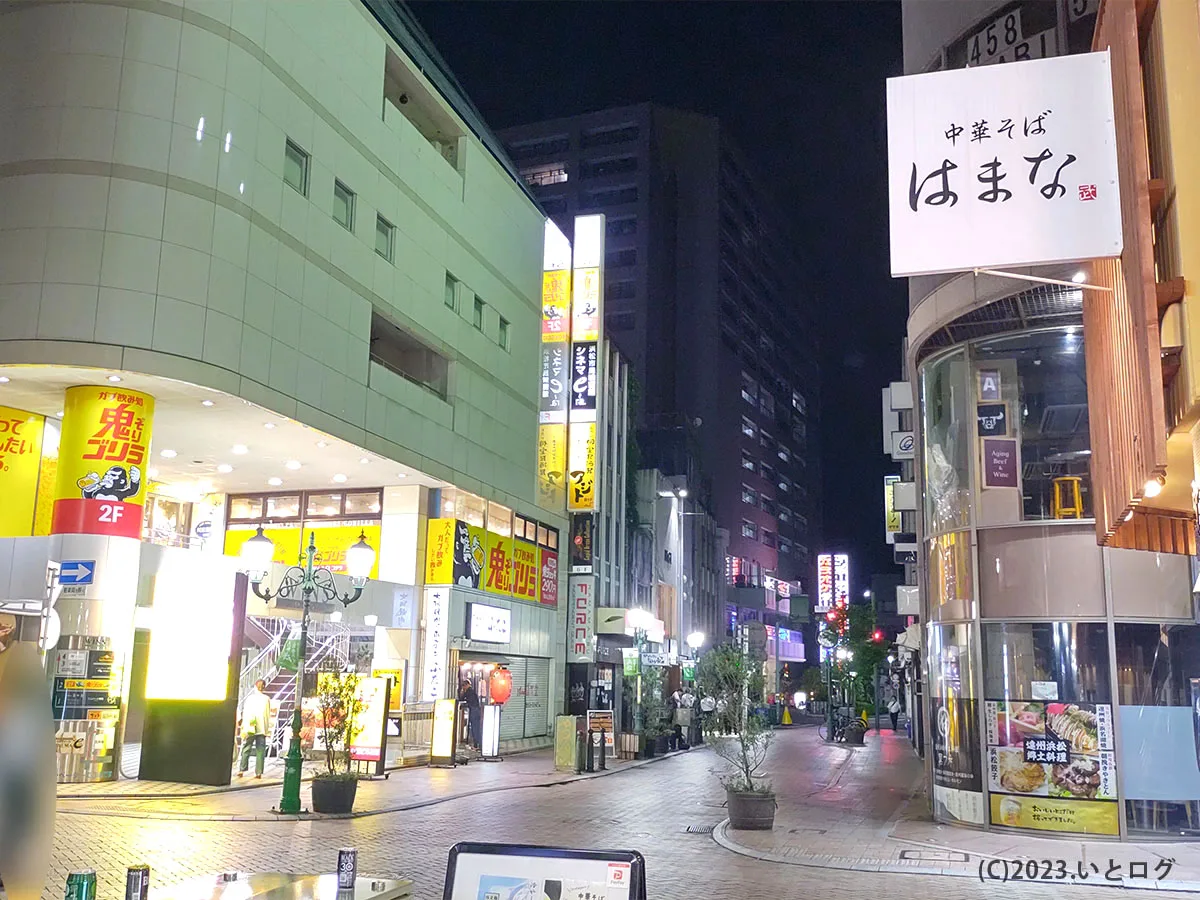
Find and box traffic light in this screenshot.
[871,629,884,643]
[826,609,838,622]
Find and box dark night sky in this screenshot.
[410,0,908,579]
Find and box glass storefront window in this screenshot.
[229,496,262,520]
[441,488,485,527]
[971,329,1091,524]
[487,501,513,536]
[983,622,1110,703]
[306,492,343,517]
[266,494,300,518]
[1115,624,1200,836]
[920,349,971,535]
[927,624,985,826]
[345,490,381,516]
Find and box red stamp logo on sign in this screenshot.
[1078,184,1098,201]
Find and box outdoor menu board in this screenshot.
[984,699,1119,835]
[444,843,645,900]
[931,697,983,824]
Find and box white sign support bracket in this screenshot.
[973,267,1113,293]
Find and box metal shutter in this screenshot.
[498,657,528,743]
[523,658,551,738]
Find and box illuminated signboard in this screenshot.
[421,587,449,701]
[538,220,572,510]
[816,554,834,612]
[468,602,512,644]
[567,214,605,513]
[834,553,850,609]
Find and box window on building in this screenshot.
[583,185,638,207]
[741,520,757,540]
[581,156,639,179]
[498,316,510,350]
[762,530,776,548]
[777,444,790,464]
[793,421,807,445]
[375,214,395,261]
[507,135,571,160]
[741,371,758,405]
[780,538,792,554]
[778,506,791,523]
[741,416,757,439]
[580,124,639,148]
[796,513,809,531]
[370,310,449,399]
[607,217,638,237]
[740,452,756,471]
[760,431,774,452]
[606,311,635,331]
[473,296,485,331]
[333,180,355,230]
[760,392,775,417]
[760,462,775,484]
[606,248,637,268]
[741,485,757,506]
[761,496,777,517]
[606,280,637,301]
[792,390,807,415]
[283,139,309,196]
[520,162,569,187]
[345,490,382,515]
[779,475,791,493]
[444,273,458,310]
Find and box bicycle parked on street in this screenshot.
[817,705,858,743]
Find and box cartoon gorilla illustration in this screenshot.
[80,465,141,502]
[452,521,483,588]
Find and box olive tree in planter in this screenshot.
[640,664,671,756]
[311,662,365,814]
[696,643,775,830]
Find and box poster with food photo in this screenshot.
[984,698,1119,835]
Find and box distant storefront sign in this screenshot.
[887,52,1121,276]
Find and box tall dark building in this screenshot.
[500,103,820,589]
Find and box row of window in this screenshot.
[285,139,398,263]
[229,489,383,522]
[737,521,806,557]
[740,482,805,527]
[607,248,637,268]
[740,421,802,468]
[607,280,637,300]
[445,273,509,350]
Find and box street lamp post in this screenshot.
[240,528,376,815]
[627,607,654,738]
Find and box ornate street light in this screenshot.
[240,528,376,814]
[686,631,706,654]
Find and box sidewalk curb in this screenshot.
[56,746,704,823]
[712,820,1200,892]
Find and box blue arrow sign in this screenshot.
[59,561,95,585]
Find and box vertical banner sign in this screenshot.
[569,576,595,662]
[484,531,514,597]
[511,539,539,603]
[815,554,834,613]
[538,221,572,511]
[833,554,850,610]
[52,386,154,538]
[886,52,1122,277]
[569,512,595,574]
[421,587,449,702]
[0,405,46,538]
[567,214,605,513]
[539,548,559,608]
[884,475,901,543]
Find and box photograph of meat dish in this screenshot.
[1045,703,1100,753]
[994,701,1045,746]
[996,748,1047,794]
[1049,756,1103,799]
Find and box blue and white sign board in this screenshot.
[58,561,95,585]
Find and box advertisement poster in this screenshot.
[984,699,1118,835]
[425,519,486,589]
[540,344,570,423]
[0,405,45,538]
[52,386,154,538]
[541,269,570,343]
[931,697,984,825]
[982,438,1019,488]
[540,549,559,608]
[511,540,539,603]
[567,422,597,511]
[484,533,514,596]
[223,522,303,570]
[569,577,595,663]
[536,423,567,510]
[309,523,381,579]
[350,677,390,764]
[569,513,594,574]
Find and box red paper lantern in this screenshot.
[490,667,513,705]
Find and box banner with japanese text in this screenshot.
[224,524,303,570]
[511,539,539,603]
[483,532,513,596]
[569,575,595,662]
[310,523,381,580]
[424,518,485,589]
[887,52,1121,276]
[567,422,596,512]
[0,405,45,537]
[52,386,154,538]
[536,423,567,511]
[539,548,559,608]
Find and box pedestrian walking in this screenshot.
[459,679,482,750]
[888,695,902,732]
[237,679,273,778]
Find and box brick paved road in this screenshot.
[49,735,1191,900]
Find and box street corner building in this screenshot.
[0,0,570,784]
[896,0,1200,841]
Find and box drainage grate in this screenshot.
[685,824,715,835]
[899,849,970,863]
[787,827,828,835]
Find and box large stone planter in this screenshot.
[727,789,776,830]
[844,722,866,745]
[311,776,358,814]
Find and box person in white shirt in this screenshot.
[237,679,273,778]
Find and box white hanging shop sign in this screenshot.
[887,51,1122,277]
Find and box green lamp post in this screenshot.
[240,528,376,814]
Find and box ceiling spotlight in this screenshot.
[268,477,283,487]
[160,449,178,459]
[1071,270,1087,284]
[107,375,122,383]
[285,460,302,470]
[264,422,276,430]
[316,441,328,448]
[333,473,348,484]
[1144,475,1165,499]
[201,399,214,407]
[56,411,64,418]
[359,457,370,465]
[0,376,9,384]
[147,468,159,479]
[217,464,233,474]
[231,444,249,455]
[397,472,408,479]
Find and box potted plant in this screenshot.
[640,665,671,756]
[310,660,365,814]
[697,643,775,830]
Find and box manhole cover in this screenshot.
[685,824,715,835]
[899,849,969,863]
[787,827,828,835]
